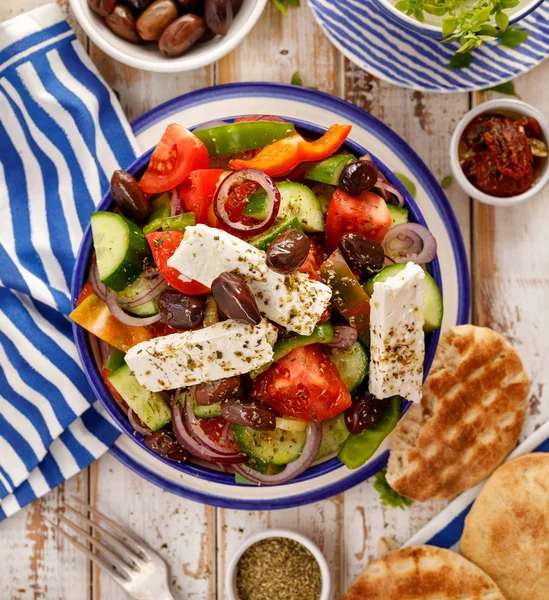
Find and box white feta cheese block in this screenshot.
[369,262,425,403]
[167,224,332,336]
[125,319,278,392]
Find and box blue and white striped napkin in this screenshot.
[0,4,140,520]
[404,417,549,550]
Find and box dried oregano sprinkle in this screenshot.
[235,537,322,600]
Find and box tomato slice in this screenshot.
[139,125,209,194]
[253,345,351,421]
[146,231,210,295]
[200,417,239,452]
[179,169,226,226]
[325,189,391,251]
[229,124,352,177]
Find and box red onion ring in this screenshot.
[171,393,244,464]
[383,254,396,266]
[171,187,181,216]
[376,177,405,207]
[382,223,437,264]
[97,339,111,368]
[105,289,161,326]
[214,168,281,236]
[128,408,152,436]
[89,259,107,302]
[116,276,168,310]
[232,421,322,486]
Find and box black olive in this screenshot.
[211,272,261,325]
[204,0,232,35]
[325,325,358,350]
[144,430,188,461]
[221,399,276,431]
[157,289,204,329]
[193,376,241,405]
[339,160,379,196]
[266,229,311,274]
[110,170,150,221]
[344,392,391,435]
[338,232,385,276]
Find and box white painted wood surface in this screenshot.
[1,1,548,598]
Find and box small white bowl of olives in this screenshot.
[69,0,267,72]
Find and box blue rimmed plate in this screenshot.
[76,83,469,509]
[308,0,549,93]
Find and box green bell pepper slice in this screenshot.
[105,347,126,371]
[143,212,196,234]
[250,323,334,378]
[338,396,401,469]
[193,121,296,157]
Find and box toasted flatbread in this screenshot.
[386,325,529,501]
[461,453,549,600]
[343,545,506,600]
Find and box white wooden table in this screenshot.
[2,1,548,598]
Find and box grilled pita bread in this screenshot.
[386,325,529,501]
[343,545,506,600]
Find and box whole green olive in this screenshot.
[106,5,142,43]
[158,14,206,57]
[136,0,179,41]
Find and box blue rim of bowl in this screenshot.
[72,83,470,509]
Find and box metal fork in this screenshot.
[46,496,174,600]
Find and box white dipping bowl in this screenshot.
[450,98,549,206]
[69,0,267,73]
[225,529,332,600]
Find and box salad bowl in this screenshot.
[72,116,443,498]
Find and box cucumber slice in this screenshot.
[248,216,303,251]
[231,425,307,466]
[244,182,325,233]
[304,154,356,185]
[328,341,369,392]
[387,205,409,227]
[364,263,443,332]
[91,212,150,292]
[315,414,350,461]
[108,365,171,431]
[193,402,222,419]
[311,183,336,216]
[116,274,161,317]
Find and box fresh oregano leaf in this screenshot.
[496,11,509,30]
[482,80,520,97]
[441,175,453,189]
[499,28,529,47]
[394,172,417,198]
[449,52,473,69]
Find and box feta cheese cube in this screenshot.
[125,319,278,392]
[369,262,425,403]
[167,224,332,336]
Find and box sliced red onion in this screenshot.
[128,408,152,436]
[384,254,396,266]
[97,339,111,368]
[214,168,281,236]
[376,177,405,208]
[232,422,322,486]
[171,393,244,464]
[382,223,437,264]
[171,186,181,216]
[105,289,161,326]
[89,259,107,302]
[116,276,168,310]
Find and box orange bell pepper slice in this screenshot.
[70,294,153,352]
[229,124,352,177]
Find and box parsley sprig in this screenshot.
[394,0,528,66]
[373,469,413,510]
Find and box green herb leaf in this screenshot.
[500,0,520,8]
[414,7,426,22]
[395,1,409,10]
[373,469,413,510]
[441,175,453,189]
[394,172,417,198]
[495,11,509,30]
[499,27,529,47]
[442,16,459,38]
[477,24,500,37]
[449,52,473,69]
[424,4,448,15]
[482,80,520,97]
[291,71,304,86]
[272,0,300,16]
[472,5,493,23]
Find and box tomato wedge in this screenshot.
[253,345,351,421]
[325,189,391,251]
[200,417,239,452]
[180,169,226,226]
[229,124,352,177]
[146,231,210,295]
[140,125,209,194]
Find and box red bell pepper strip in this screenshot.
[229,125,352,177]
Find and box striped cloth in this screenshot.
[0,4,139,521]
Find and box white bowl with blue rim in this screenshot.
[307,0,549,93]
[373,0,546,39]
[72,83,470,510]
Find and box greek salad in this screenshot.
[71,117,443,486]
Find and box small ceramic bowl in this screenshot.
[68,0,267,73]
[450,98,549,206]
[225,529,332,600]
[372,0,545,38]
